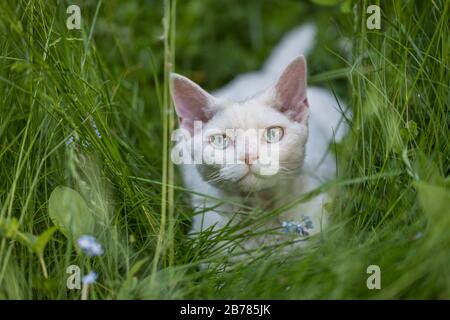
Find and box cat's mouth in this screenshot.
[235,169,265,183]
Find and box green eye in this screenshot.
[209,134,231,149]
[264,126,284,143]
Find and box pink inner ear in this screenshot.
[171,75,211,133]
[275,56,309,122]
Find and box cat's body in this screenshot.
[170,24,348,252]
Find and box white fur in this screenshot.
[175,24,349,253]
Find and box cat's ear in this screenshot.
[273,55,309,124]
[170,73,216,133]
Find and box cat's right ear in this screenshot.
[170,73,215,134]
[272,55,309,124]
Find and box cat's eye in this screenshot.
[209,134,231,149]
[264,126,284,143]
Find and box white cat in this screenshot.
[170,25,348,254]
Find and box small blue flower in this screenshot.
[414,232,423,240]
[77,235,104,256]
[282,216,314,236]
[66,135,75,146]
[282,221,298,234]
[295,224,310,236]
[90,119,102,139]
[82,271,98,285]
[303,216,314,229]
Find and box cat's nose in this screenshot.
[242,153,258,165]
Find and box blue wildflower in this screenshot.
[82,271,98,285]
[282,221,298,234]
[414,232,423,240]
[90,119,102,139]
[282,216,314,236]
[66,135,75,146]
[302,216,314,229]
[295,224,310,236]
[77,235,104,256]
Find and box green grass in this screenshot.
[0,0,449,299]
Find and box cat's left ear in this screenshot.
[272,55,309,124]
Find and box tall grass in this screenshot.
[0,0,448,299]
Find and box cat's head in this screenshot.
[170,56,310,193]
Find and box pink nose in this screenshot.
[241,153,258,165]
